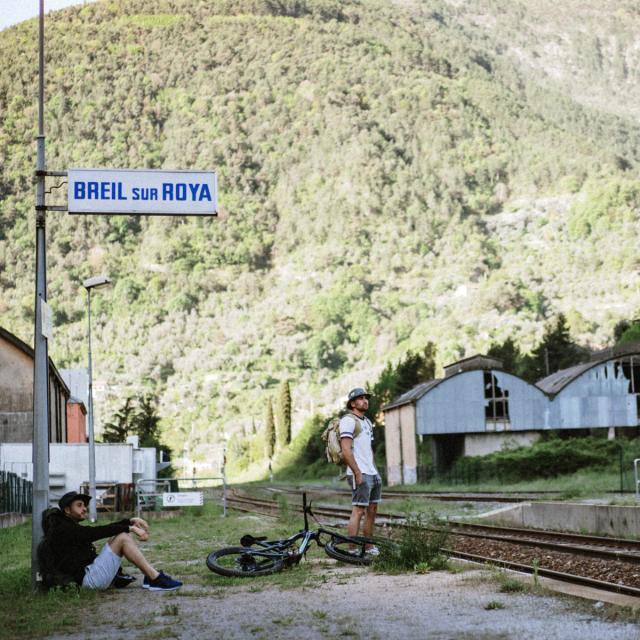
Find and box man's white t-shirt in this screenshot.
[338,414,378,476]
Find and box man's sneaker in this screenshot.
[143,571,183,592]
[365,546,380,556]
[113,572,137,588]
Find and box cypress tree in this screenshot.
[276,380,292,448]
[264,398,275,459]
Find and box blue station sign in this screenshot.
[67,168,218,215]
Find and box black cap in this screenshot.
[59,491,91,510]
[346,387,371,408]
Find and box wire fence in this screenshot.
[0,470,32,514]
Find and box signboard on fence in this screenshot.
[67,168,218,216]
[162,491,204,507]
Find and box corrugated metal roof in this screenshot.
[535,350,640,395]
[383,379,441,411]
[535,362,594,395]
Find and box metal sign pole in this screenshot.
[32,0,50,591]
[86,287,97,522]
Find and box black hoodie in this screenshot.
[43,509,132,585]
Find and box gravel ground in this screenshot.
[46,564,639,640]
[451,535,640,588]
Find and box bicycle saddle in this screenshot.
[240,534,268,547]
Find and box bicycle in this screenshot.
[206,493,374,577]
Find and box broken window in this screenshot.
[484,371,510,429]
[614,357,640,424]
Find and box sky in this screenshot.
[0,0,98,32]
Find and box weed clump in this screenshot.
[374,512,449,572]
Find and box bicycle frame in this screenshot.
[240,493,368,563]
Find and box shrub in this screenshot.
[374,511,449,572]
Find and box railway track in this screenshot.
[226,489,640,598]
[264,484,567,503]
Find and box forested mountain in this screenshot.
[1,0,639,473]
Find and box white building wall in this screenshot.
[464,431,541,457]
[0,442,157,505]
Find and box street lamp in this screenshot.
[83,275,111,522]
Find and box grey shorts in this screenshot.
[82,543,121,590]
[347,473,382,507]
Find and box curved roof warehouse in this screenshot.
[383,349,640,485]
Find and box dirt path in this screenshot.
[46,563,639,640]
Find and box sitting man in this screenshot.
[44,490,182,592]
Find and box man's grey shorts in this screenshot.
[347,473,382,507]
[82,543,121,590]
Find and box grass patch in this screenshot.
[0,520,99,639]
[373,511,449,572]
[484,600,505,610]
[498,577,526,593]
[0,503,325,639]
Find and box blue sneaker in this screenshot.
[143,571,182,591]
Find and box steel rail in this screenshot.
[227,492,640,575]
[450,522,640,551]
[446,549,640,598]
[235,489,640,551]
[231,490,640,551]
[265,485,564,503]
[447,529,640,563]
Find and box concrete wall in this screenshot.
[464,431,541,457]
[400,404,417,484]
[0,443,157,506]
[384,404,417,486]
[0,338,33,442]
[384,409,402,486]
[480,501,640,538]
[0,330,69,443]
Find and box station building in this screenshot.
[383,346,640,485]
[0,326,70,444]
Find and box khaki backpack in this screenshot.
[321,412,364,466]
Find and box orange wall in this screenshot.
[66,402,87,443]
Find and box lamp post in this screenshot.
[83,275,111,522]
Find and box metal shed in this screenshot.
[383,348,640,485]
[384,355,547,485]
[537,353,640,430]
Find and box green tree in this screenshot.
[369,344,436,425]
[101,397,136,443]
[617,320,640,345]
[264,398,276,460]
[101,394,171,461]
[487,337,525,376]
[276,380,292,448]
[521,314,585,382]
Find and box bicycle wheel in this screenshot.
[206,547,285,577]
[324,535,373,566]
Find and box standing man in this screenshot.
[44,491,182,591]
[339,387,382,555]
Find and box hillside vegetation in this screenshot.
[1,0,639,474]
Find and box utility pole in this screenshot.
[32,0,50,591]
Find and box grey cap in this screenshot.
[346,387,371,407]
